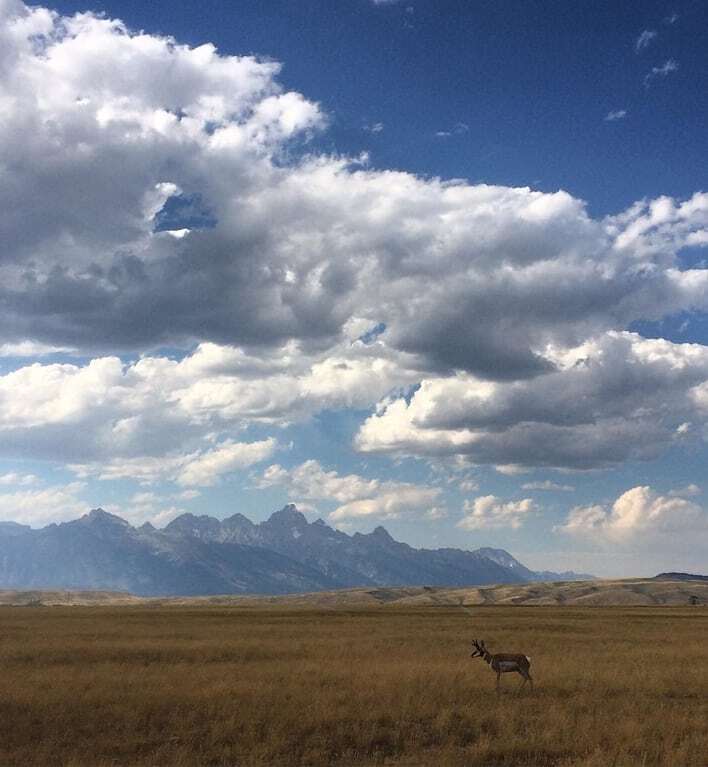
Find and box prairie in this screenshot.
[0,604,705,766]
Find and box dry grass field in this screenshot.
[0,604,706,767]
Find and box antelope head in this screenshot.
[470,639,486,658]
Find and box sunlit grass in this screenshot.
[0,605,705,766]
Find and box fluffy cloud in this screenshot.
[176,439,277,486]
[258,459,441,521]
[0,336,419,467]
[0,1,325,351]
[692,380,708,412]
[0,2,707,481]
[0,1,706,382]
[458,496,536,530]
[259,460,379,504]
[329,489,441,521]
[71,438,277,487]
[102,488,204,528]
[557,486,707,540]
[355,331,708,469]
[109,492,185,527]
[0,482,87,526]
[4,330,703,477]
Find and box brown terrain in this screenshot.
[2,576,706,607]
[0,578,705,766]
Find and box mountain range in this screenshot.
[0,506,592,597]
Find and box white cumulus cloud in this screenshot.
[355,332,708,470]
[0,2,705,382]
[458,496,536,530]
[557,485,707,541]
[0,337,421,468]
[71,438,277,487]
[0,2,706,484]
[177,439,277,487]
[0,482,88,526]
[257,459,441,521]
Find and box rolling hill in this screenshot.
[1,577,706,608]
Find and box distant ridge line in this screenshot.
[1,576,706,607]
[654,572,708,582]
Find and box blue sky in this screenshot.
[51,0,708,218]
[0,0,706,576]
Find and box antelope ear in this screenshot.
[480,640,486,648]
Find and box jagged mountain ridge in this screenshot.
[0,505,591,597]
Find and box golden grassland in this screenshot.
[0,604,706,767]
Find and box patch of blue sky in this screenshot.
[153,192,217,233]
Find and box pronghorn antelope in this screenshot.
[470,639,533,693]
